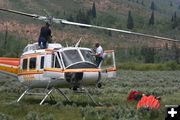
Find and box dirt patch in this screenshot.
[83,0,149,17]
[0,21,104,45]
[0,21,40,40]
[0,0,9,8]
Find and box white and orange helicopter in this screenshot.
[0,9,179,105]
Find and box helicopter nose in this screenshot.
[65,72,83,84]
[65,70,100,87]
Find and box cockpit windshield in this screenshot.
[61,49,96,68]
[80,50,96,64]
[61,50,82,67]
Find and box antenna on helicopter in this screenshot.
[0,8,179,42]
[66,42,69,47]
[75,37,82,47]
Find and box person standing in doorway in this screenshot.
[95,43,103,67]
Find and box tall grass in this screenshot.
[118,61,180,71]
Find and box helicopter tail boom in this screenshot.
[0,57,19,77]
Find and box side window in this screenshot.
[55,56,61,68]
[22,59,28,70]
[101,52,114,69]
[40,56,45,69]
[29,57,36,69]
[52,54,55,68]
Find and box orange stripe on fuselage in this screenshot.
[17,68,114,76]
[0,65,18,74]
[106,68,117,72]
[18,70,43,76]
[44,68,101,73]
[64,69,101,73]
[44,68,63,72]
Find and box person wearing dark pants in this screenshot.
[38,22,52,49]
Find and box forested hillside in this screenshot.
[0,0,180,63]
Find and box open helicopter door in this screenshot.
[100,50,116,79]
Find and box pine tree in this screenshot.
[150,1,156,10]
[149,11,155,25]
[174,11,177,20]
[171,15,174,22]
[170,1,173,7]
[127,11,134,29]
[141,0,144,6]
[172,11,178,29]
[92,2,96,18]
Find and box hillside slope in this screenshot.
[0,0,180,62]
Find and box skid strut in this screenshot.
[73,87,101,105]
[17,88,54,105]
[17,87,101,105]
[84,88,98,105]
[40,88,53,105]
[17,88,71,105]
[56,88,71,102]
[17,88,30,103]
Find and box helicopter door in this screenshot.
[44,52,63,79]
[100,50,116,78]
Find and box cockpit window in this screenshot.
[80,50,96,64]
[62,50,82,67]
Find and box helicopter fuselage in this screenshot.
[18,42,103,89]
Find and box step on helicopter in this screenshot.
[0,8,179,105]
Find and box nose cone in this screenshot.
[64,62,100,87]
[65,72,83,83]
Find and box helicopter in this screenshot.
[0,8,179,105]
[0,8,117,105]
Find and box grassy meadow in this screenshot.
[0,70,180,120]
[0,1,180,119]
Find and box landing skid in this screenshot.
[16,87,69,105]
[17,87,101,106]
[17,87,53,105]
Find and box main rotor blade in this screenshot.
[0,8,48,21]
[0,8,38,18]
[60,20,179,42]
[0,8,179,42]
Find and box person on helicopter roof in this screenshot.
[38,22,52,49]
